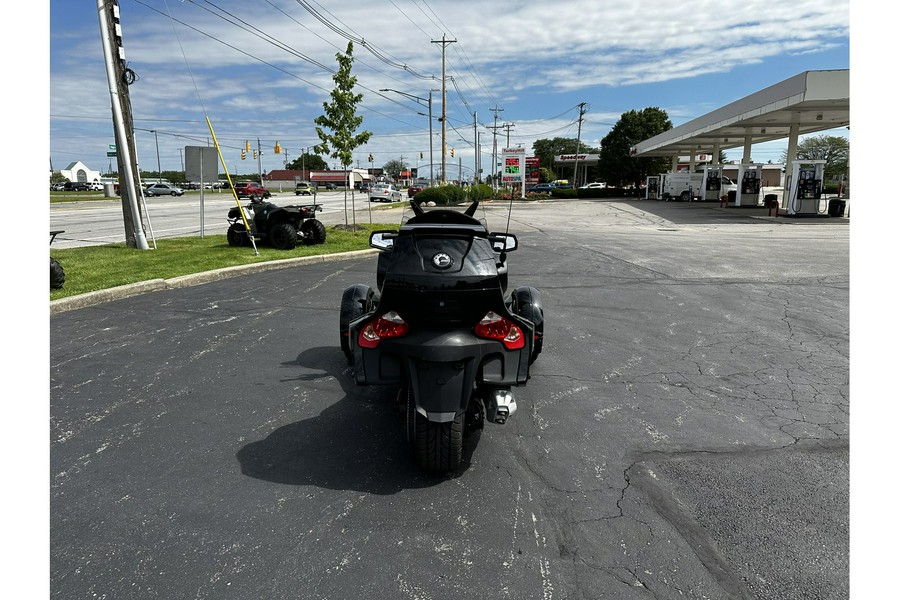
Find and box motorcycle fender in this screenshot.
[406,357,476,419]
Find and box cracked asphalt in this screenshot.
[50,198,849,599]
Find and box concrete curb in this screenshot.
[50,248,380,316]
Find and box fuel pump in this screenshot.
[698,165,724,202]
[787,160,826,216]
[645,175,660,200]
[735,164,763,207]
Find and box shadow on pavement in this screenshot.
[235,345,479,493]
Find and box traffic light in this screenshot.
[420,152,423,160]
[253,150,258,159]
[274,141,282,154]
[245,141,251,152]
[241,150,246,160]
[451,147,455,157]
[368,154,374,163]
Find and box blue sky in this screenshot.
[44,0,849,180]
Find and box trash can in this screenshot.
[764,194,778,208]
[103,183,115,197]
[828,199,846,217]
[727,190,736,203]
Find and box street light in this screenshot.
[380,88,436,187]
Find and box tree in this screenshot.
[531,137,600,183]
[781,135,849,181]
[313,41,372,225]
[382,159,407,179]
[286,152,327,171]
[598,108,672,187]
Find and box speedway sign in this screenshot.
[502,147,525,183]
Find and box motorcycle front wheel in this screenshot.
[406,385,464,473]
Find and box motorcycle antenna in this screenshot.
[504,191,515,234]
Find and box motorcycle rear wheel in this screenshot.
[406,386,464,473]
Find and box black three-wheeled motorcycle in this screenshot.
[340,200,543,473]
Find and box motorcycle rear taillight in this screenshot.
[474,311,525,350]
[358,311,409,348]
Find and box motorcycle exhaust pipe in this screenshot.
[487,389,516,424]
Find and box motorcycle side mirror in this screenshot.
[370,230,398,250]
[489,233,518,252]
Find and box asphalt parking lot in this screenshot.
[49,198,850,599]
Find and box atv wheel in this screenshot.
[512,286,544,363]
[301,218,327,245]
[269,222,298,250]
[226,223,249,247]
[50,257,65,290]
[406,386,464,473]
[340,284,373,362]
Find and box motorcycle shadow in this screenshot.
[235,346,481,493]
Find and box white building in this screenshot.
[58,161,102,184]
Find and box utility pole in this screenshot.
[473,111,479,184]
[151,129,161,182]
[502,122,515,148]
[573,102,587,187]
[431,35,457,184]
[256,138,263,184]
[97,0,148,249]
[490,106,503,190]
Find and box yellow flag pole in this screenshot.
[205,116,259,255]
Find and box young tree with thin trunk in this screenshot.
[314,42,372,225]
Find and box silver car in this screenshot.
[368,184,403,202]
[145,183,184,197]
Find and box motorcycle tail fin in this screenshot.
[409,200,479,217]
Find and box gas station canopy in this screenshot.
[630,70,849,158]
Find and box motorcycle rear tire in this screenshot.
[406,386,464,473]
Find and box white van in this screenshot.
[661,172,736,201]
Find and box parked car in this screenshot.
[64,181,90,191]
[527,183,554,193]
[50,182,67,191]
[318,182,337,191]
[233,181,271,199]
[87,182,104,191]
[407,184,426,198]
[368,184,403,202]
[145,183,185,197]
[579,182,607,189]
[295,181,315,196]
[359,183,372,193]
